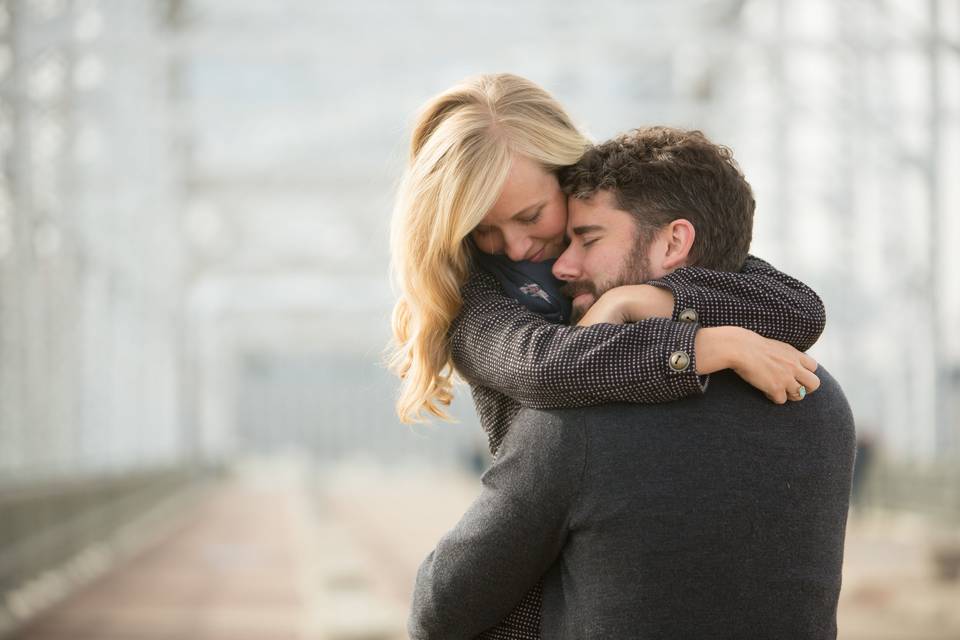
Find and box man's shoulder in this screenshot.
[506,407,588,445]
[510,364,853,431]
[807,365,848,405]
[799,365,856,430]
[513,397,676,426]
[489,408,589,503]
[498,408,590,467]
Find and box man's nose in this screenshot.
[552,246,579,281]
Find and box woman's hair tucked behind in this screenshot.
[387,73,589,423]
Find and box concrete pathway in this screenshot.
[838,511,960,640]
[10,459,960,640]
[12,459,408,640]
[315,464,960,640]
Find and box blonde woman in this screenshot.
[389,74,824,639]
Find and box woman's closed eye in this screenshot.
[518,207,544,224]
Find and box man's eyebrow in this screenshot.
[571,224,604,236]
[510,201,545,219]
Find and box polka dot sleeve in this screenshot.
[648,254,826,352]
[449,270,707,411]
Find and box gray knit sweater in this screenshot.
[410,368,855,639]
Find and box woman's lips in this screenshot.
[528,247,545,262]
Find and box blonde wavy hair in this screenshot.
[387,73,590,423]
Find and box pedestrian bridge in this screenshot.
[2,457,959,640]
[2,458,477,640]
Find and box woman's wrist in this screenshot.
[577,285,677,326]
[694,326,748,374]
[606,285,675,322]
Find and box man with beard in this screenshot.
[409,127,856,640]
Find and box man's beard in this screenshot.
[561,247,652,324]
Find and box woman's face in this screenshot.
[470,154,568,262]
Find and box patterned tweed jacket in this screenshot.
[445,256,826,640]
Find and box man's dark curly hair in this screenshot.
[559,126,754,272]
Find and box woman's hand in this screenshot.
[576,285,675,326]
[695,326,820,404]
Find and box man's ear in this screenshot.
[662,219,695,270]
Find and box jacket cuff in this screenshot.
[660,320,709,393]
[648,271,708,326]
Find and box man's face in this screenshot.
[552,190,666,323]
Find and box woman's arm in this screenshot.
[692,326,821,404]
[449,270,707,410]
[646,254,826,351]
[565,291,821,403]
[575,255,826,405]
[452,255,823,410]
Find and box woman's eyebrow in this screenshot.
[510,201,545,219]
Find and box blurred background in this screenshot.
[0,0,958,638]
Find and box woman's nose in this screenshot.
[503,233,532,262]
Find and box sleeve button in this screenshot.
[679,308,699,323]
[669,351,691,371]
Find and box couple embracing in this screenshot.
[388,73,855,640]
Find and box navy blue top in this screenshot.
[472,249,572,324]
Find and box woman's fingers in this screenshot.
[767,390,788,405]
[796,367,821,393]
[737,337,822,405]
[786,368,821,401]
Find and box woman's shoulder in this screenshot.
[461,263,505,298]
[451,267,524,335]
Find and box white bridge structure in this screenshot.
[0,0,958,633]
